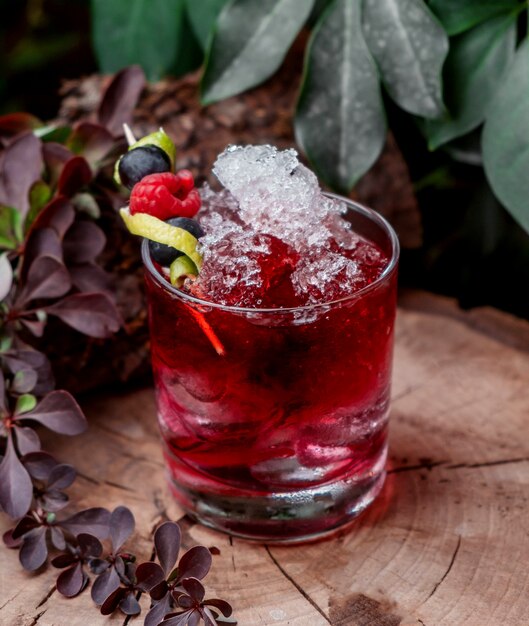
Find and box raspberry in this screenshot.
[129,171,201,220]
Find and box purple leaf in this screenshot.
[205,599,233,618]
[61,507,110,540]
[19,527,48,570]
[0,370,6,414]
[50,526,66,550]
[155,521,181,576]
[47,463,76,489]
[100,587,125,615]
[0,112,42,137]
[161,611,194,626]
[77,532,103,557]
[89,557,109,575]
[202,606,223,626]
[3,348,54,395]
[150,579,169,601]
[144,594,173,626]
[119,592,141,616]
[14,425,41,455]
[27,196,75,242]
[177,546,212,582]
[124,560,136,582]
[69,263,113,294]
[0,132,43,217]
[188,611,201,626]
[57,156,92,197]
[12,368,38,394]
[12,514,40,539]
[109,505,135,552]
[19,317,46,338]
[67,122,115,166]
[63,220,106,263]
[42,142,74,188]
[51,552,77,568]
[181,578,205,602]
[91,566,120,605]
[98,66,146,135]
[21,227,62,280]
[0,435,33,518]
[114,554,126,578]
[56,562,87,597]
[41,489,69,512]
[22,450,58,480]
[45,292,121,338]
[135,561,165,592]
[0,253,13,301]
[173,592,194,609]
[3,527,21,548]
[21,390,86,435]
[16,255,71,305]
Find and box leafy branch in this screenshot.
[0,66,235,625]
[91,0,529,235]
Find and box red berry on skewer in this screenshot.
[130,171,201,220]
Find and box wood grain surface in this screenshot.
[1,291,528,626]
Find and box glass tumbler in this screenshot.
[142,196,399,542]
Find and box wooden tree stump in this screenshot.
[1,290,528,625]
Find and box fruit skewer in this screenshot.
[119,125,226,357]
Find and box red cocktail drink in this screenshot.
[143,181,398,540]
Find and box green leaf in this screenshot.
[429,0,520,36]
[463,179,508,257]
[186,0,229,50]
[0,336,13,352]
[201,0,315,104]
[171,7,204,77]
[26,181,52,233]
[310,0,334,24]
[295,0,386,193]
[72,193,101,219]
[33,125,72,143]
[7,34,80,72]
[423,14,516,150]
[363,0,448,118]
[483,40,529,235]
[15,394,37,415]
[91,0,185,81]
[443,128,483,166]
[0,206,23,251]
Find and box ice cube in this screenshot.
[189,231,298,307]
[295,441,353,468]
[250,456,330,486]
[291,251,361,304]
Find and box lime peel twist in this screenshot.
[119,207,203,279]
[169,255,198,286]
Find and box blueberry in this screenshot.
[118,145,171,189]
[166,217,205,239]
[149,218,205,266]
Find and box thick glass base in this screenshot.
[164,444,387,543]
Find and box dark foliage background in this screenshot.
[1,0,528,320]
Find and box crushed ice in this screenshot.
[192,145,385,306]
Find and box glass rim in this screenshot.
[141,192,400,314]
